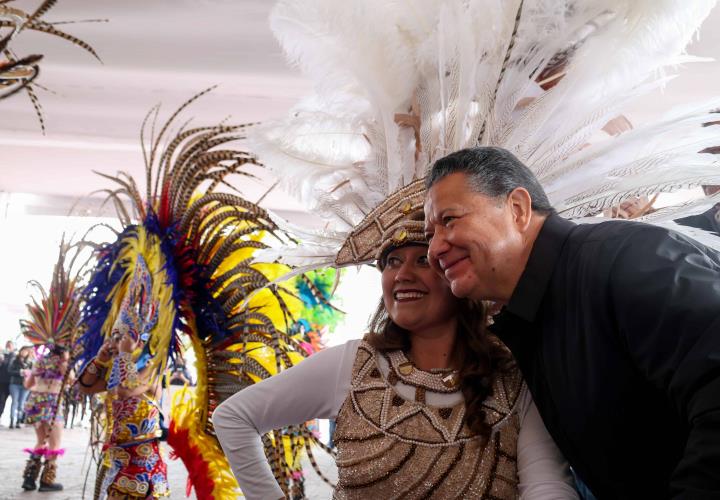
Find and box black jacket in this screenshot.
[491,215,720,499]
[8,357,31,386]
[0,352,14,384]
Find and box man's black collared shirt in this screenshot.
[491,214,720,499]
[675,203,720,236]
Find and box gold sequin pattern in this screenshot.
[333,342,523,499]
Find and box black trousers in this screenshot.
[0,382,9,419]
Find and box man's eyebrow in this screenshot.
[434,207,455,220]
[439,204,462,213]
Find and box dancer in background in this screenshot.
[19,240,86,492]
[74,94,339,499]
[22,345,70,492]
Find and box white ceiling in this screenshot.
[2,0,720,215]
[1,0,313,215]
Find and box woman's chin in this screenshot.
[390,314,417,332]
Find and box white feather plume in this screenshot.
[253,0,720,266]
[641,192,720,223]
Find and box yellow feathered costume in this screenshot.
[78,90,332,499]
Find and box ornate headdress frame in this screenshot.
[335,178,426,267]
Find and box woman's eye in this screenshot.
[386,256,401,267]
[417,255,429,266]
[442,216,456,225]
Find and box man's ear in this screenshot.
[507,187,533,231]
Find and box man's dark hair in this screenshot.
[426,146,555,215]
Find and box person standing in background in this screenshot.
[9,346,34,428]
[0,340,16,426]
[21,345,70,491]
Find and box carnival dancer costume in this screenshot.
[75,92,337,499]
[19,239,88,492]
[82,256,172,499]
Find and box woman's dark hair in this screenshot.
[365,294,514,439]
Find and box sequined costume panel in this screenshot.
[24,391,64,424]
[103,441,169,498]
[25,355,67,424]
[333,341,523,499]
[100,394,169,498]
[109,394,162,445]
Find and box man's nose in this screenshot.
[428,229,450,261]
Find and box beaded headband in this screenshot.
[335,178,427,268]
[375,216,426,270]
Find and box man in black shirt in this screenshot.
[424,147,720,499]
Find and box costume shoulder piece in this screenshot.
[345,340,477,446]
[344,341,522,442]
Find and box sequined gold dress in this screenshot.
[333,341,523,499]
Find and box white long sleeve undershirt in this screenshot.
[213,340,579,499]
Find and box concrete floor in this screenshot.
[0,421,336,499]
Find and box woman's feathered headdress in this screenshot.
[20,237,91,349]
[251,0,720,270]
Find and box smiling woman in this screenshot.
[369,238,506,441]
[380,245,456,334]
